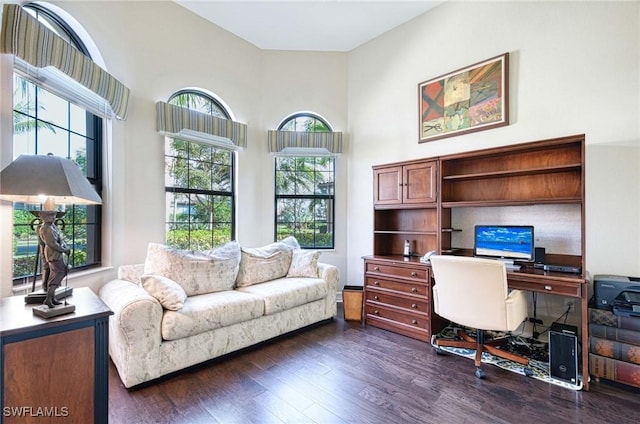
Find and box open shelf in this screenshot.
[374,230,438,235]
[442,197,583,208]
[441,164,582,181]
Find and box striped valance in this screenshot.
[156,102,247,149]
[267,130,343,154]
[0,3,130,119]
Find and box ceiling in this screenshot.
[174,1,444,52]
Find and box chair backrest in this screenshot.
[430,255,514,331]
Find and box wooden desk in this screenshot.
[363,255,590,390]
[0,287,113,423]
[506,268,589,390]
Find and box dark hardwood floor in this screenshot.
[109,306,640,424]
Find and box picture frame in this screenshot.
[418,53,509,143]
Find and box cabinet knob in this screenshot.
[412,319,418,325]
[411,303,417,309]
[544,285,553,291]
[411,287,418,293]
[373,266,380,271]
[374,295,379,301]
[411,271,417,277]
[374,310,379,315]
[374,281,380,286]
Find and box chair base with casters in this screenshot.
[434,327,534,379]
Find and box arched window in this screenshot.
[11,3,103,286]
[274,113,335,249]
[164,90,236,250]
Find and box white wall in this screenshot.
[1,1,638,301]
[346,1,640,290]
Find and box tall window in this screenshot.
[12,4,102,286]
[164,90,235,250]
[274,113,335,249]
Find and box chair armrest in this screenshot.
[505,289,528,331]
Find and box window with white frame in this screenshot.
[164,90,236,250]
[11,4,103,286]
[274,113,335,249]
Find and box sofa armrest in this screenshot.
[98,279,163,388]
[317,262,339,318]
[317,262,338,292]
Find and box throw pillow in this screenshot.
[235,243,293,287]
[287,249,321,278]
[144,242,241,296]
[140,274,187,311]
[279,235,301,250]
[202,241,242,291]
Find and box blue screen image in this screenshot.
[474,225,534,260]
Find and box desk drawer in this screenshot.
[365,304,429,329]
[509,279,581,297]
[365,277,428,297]
[365,291,429,314]
[366,263,427,280]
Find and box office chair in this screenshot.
[430,255,532,379]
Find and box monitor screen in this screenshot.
[474,225,535,261]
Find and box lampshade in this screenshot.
[0,154,102,209]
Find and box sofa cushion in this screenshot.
[161,290,265,341]
[235,241,295,287]
[237,277,328,315]
[287,250,320,278]
[144,242,241,296]
[118,263,145,284]
[140,274,187,311]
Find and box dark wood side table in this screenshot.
[0,287,113,423]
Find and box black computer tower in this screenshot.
[549,323,578,384]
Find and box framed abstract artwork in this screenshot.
[418,53,509,143]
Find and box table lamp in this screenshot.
[0,154,102,318]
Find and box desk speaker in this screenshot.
[549,323,578,384]
[534,247,546,264]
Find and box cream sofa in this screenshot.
[98,238,338,388]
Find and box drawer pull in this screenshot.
[374,281,380,286]
[544,285,553,291]
[374,310,380,315]
[373,266,380,271]
[411,271,417,277]
[411,303,417,309]
[374,295,379,301]
[412,319,418,325]
[411,287,418,293]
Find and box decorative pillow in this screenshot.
[202,241,242,290]
[287,250,321,278]
[144,242,241,296]
[235,242,294,287]
[140,274,187,311]
[279,236,301,250]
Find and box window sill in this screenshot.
[12,266,114,296]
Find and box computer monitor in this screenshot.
[474,225,535,262]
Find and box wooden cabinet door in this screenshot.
[4,327,95,423]
[403,161,437,204]
[373,165,402,205]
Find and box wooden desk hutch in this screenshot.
[363,134,589,389]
